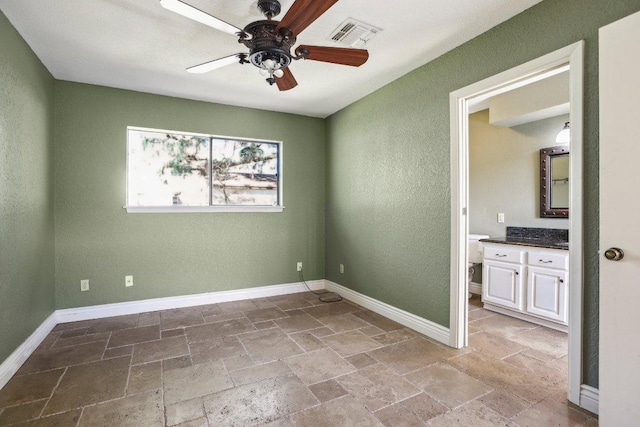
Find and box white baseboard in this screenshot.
[0,280,324,390]
[56,280,326,324]
[0,313,57,390]
[1,281,448,391]
[324,280,450,345]
[580,384,599,415]
[469,282,482,295]
[9,278,596,407]
[483,303,568,333]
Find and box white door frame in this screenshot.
[448,41,584,405]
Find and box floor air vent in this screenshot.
[329,19,381,48]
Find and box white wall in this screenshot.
[489,71,570,126]
[469,110,569,237]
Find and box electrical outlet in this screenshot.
[340,264,345,274]
[497,213,505,223]
[80,279,90,292]
[297,262,303,272]
[125,275,133,287]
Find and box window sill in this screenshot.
[125,205,284,213]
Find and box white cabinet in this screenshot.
[527,266,568,323]
[483,260,524,311]
[482,243,569,329]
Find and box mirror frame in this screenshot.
[540,145,570,218]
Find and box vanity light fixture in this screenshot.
[556,121,570,143]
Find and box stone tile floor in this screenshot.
[0,292,598,426]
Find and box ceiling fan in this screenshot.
[160,0,370,91]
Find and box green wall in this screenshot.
[0,11,56,362]
[326,0,640,388]
[53,82,325,309]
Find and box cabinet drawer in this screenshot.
[527,250,568,270]
[483,245,525,263]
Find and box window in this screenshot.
[126,127,282,212]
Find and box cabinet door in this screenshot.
[482,260,524,310]
[526,266,568,324]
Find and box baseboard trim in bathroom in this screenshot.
[483,302,568,333]
[469,282,482,295]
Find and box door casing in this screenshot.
[448,42,584,406]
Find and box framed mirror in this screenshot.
[540,145,569,218]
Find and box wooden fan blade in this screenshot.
[160,0,242,36]
[297,45,369,67]
[187,54,243,74]
[276,0,338,37]
[276,68,298,91]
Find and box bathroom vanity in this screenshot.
[480,227,569,332]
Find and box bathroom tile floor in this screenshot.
[0,292,597,426]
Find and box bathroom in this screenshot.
[465,71,571,371]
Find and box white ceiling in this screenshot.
[0,0,541,118]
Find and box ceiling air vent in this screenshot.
[329,19,381,48]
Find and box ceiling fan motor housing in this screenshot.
[242,20,296,70]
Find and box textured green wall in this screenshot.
[326,0,640,388]
[0,11,56,362]
[54,82,325,309]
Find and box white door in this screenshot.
[599,11,640,425]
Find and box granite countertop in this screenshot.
[479,227,569,250]
[480,236,569,251]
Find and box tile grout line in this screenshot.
[234,336,256,370]
[200,397,210,427]
[11,348,112,378]
[123,352,134,398]
[75,406,84,426]
[371,388,447,422]
[99,332,112,360]
[36,366,67,419]
[48,332,63,350]
[161,348,168,427]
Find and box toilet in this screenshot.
[468,234,489,296]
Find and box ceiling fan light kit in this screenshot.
[161,0,370,90]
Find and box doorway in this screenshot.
[448,42,584,406]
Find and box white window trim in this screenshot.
[125,205,284,213]
[125,126,284,213]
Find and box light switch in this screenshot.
[497,213,505,223]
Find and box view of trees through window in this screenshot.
[127,128,280,207]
